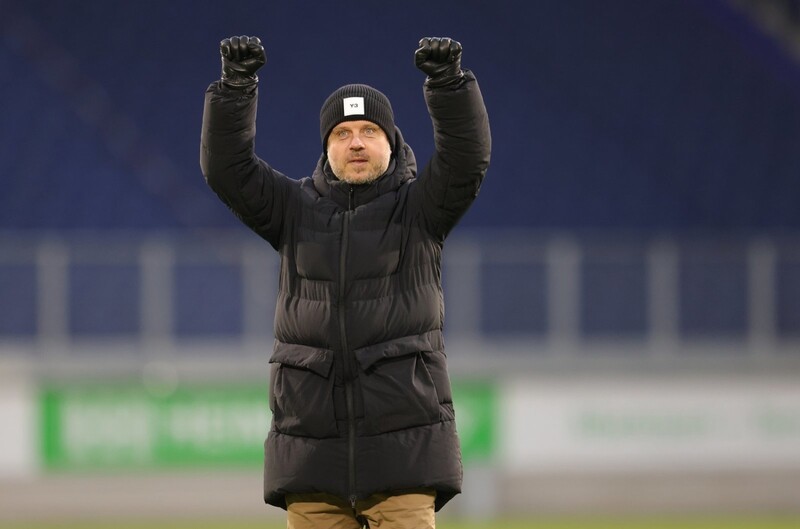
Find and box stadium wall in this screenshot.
[2,356,800,521]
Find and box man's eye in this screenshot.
[364,127,376,135]
[336,130,349,138]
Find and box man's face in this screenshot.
[326,120,392,185]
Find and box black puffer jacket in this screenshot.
[201,71,490,512]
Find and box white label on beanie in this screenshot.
[343,97,365,116]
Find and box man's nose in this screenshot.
[349,134,365,148]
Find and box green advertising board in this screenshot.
[40,379,496,470]
[452,380,496,461]
[41,383,269,469]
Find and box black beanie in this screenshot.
[320,84,395,152]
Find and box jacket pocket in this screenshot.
[353,334,442,435]
[269,341,338,438]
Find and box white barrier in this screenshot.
[0,368,36,478]
[501,376,800,472]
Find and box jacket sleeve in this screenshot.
[415,70,491,240]
[200,81,295,249]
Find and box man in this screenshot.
[201,35,491,529]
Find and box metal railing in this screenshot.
[1,231,799,365]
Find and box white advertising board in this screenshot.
[0,375,36,477]
[501,376,800,472]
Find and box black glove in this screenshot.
[220,35,266,89]
[415,37,463,87]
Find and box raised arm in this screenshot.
[200,35,294,249]
[414,37,492,240]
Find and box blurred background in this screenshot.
[1,0,800,526]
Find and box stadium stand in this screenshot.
[1,0,800,345]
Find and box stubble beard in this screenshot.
[329,150,391,185]
[339,161,385,185]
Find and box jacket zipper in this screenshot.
[339,186,358,509]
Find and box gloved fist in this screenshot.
[415,37,463,87]
[220,35,266,88]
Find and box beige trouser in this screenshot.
[286,489,436,529]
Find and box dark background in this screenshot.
[2,0,799,234]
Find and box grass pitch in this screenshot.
[4,517,800,529]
